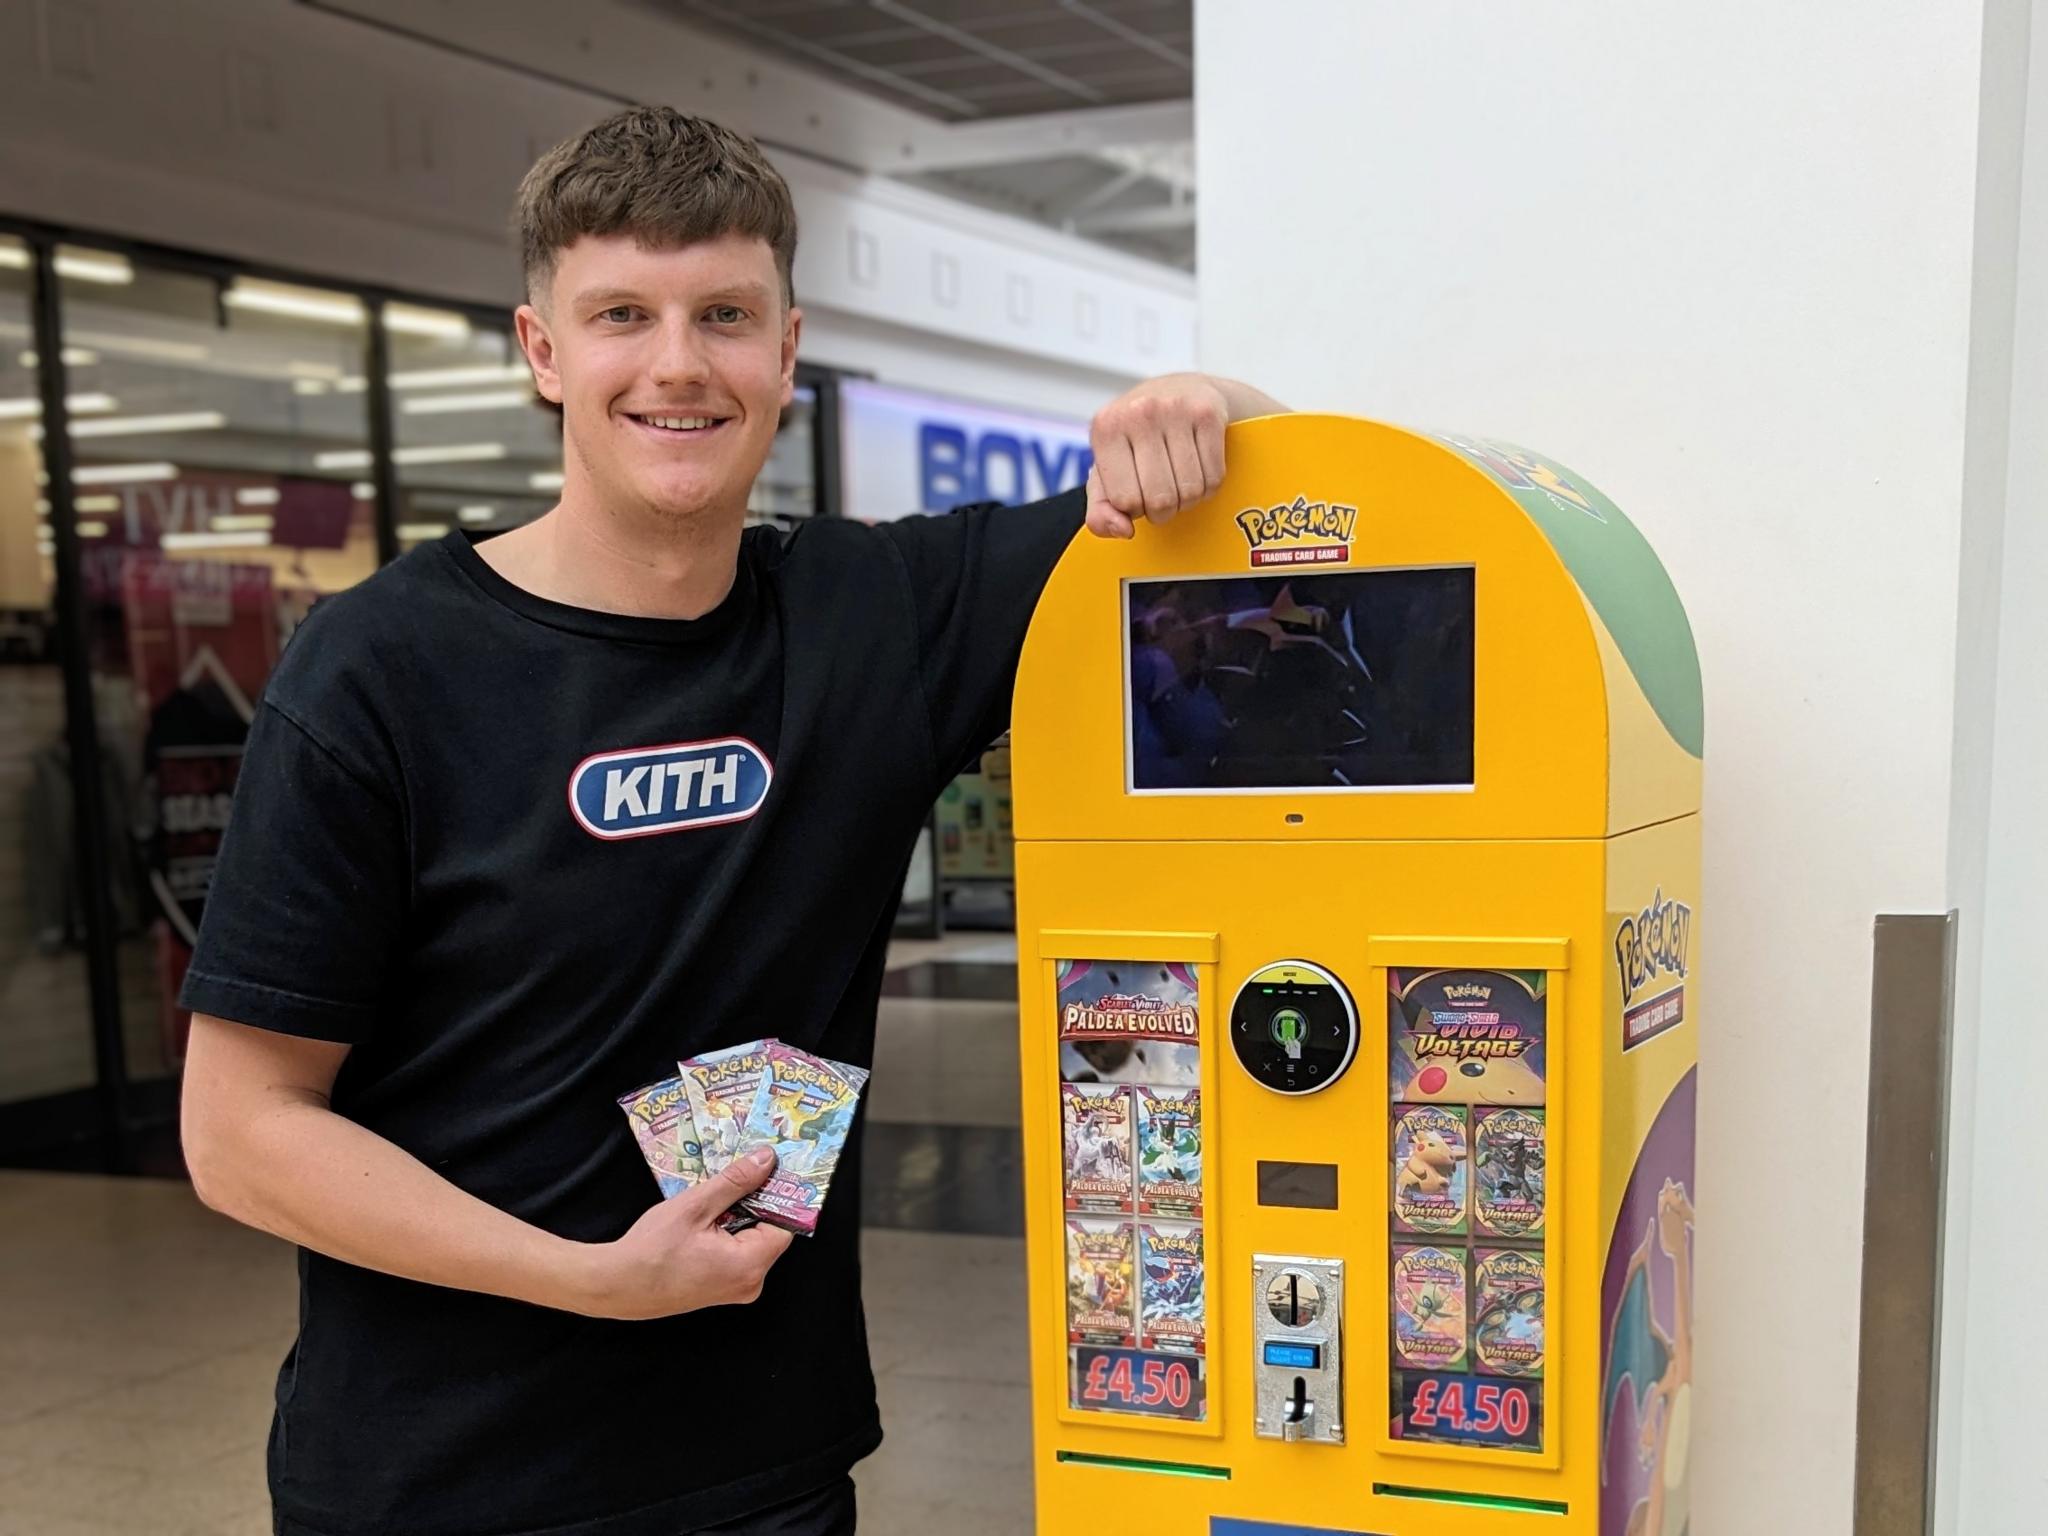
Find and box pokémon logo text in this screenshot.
[1235,494,1358,567]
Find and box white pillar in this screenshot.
[1939,2,2048,1529]
[1196,4,1990,1531]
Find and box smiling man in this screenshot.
[177,107,1284,1536]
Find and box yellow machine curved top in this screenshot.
[1014,414,1701,841]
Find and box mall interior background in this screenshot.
[0,5,1197,1528]
[0,0,1195,1171]
[3,1,2046,1534]
[0,6,1205,1531]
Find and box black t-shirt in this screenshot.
[180,490,1085,1536]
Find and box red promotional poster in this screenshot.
[122,554,278,1061]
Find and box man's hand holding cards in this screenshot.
[618,1039,869,1236]
[586,1145,795,1321]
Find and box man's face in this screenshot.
[516,232,800,523]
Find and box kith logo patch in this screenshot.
[568,737,772,841]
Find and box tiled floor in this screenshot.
[0,936,1035,1536]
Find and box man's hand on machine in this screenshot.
[577,1145,794,1320]
[1084,373,1289,539]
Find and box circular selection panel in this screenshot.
[1231,959,1359,1095]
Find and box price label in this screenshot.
[1071,1346,1206,1421]
[1396,1370,1541,1452]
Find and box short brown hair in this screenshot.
[516,106,798,308]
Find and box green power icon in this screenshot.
[1270,1007,1308,1060]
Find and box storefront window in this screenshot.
[756,385,818,525]
[56,253,380,1079]
[0,235,102,1112]
[386,315,561,553]
[2,232,841,1159]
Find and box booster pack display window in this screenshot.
[1057,957,1208,1423]
[1387,967,1550,1455]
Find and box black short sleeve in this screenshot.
[880,487,1085,785]
[178,699,409,1044]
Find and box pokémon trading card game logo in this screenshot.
[568,737,773,841]
[1235,493,1358,567]
[628,1081,686,1124]
[1145,1226,1202,1261]
[1615,887,1692,1050]
[700,1048,768,1088]
[772,1055,848,1096]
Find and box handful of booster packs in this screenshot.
[617,1039,869,1236]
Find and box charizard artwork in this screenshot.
[1603,1180,1695,1536]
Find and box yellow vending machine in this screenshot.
[1011,415,1701,1536]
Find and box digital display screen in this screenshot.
[1125,568,1476,792]
[1262,1342,1322,1370]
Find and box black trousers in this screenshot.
[691,1476,857,1536]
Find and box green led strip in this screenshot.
[1056,1451,1231,1481]
[1374,1483,1567,1517]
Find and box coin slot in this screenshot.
[1253,1254,1345,1445]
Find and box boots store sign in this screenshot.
[837,379,1093,522]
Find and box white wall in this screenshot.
[1197,3,1984,1531]
[0,0,1191,420]
[802,309,1132,423]
[1940,3,2048,1529]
